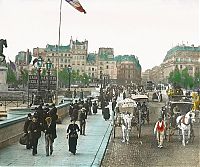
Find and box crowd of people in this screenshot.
[23,103,58,156]
[22,90,118,156]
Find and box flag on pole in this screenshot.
[65,0,86,14]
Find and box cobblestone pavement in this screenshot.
[101,102,200,167]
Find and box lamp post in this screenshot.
[34,56,43,105]
[67,65,72,97]
[100,71,103,108]
[46,58,52,103]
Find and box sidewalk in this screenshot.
[0,102,115,166]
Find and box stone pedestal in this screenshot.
[0,66,8,91]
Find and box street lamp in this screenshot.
[46,58,52,103]
[100,71,103,108]
[67,65,72,98]
[34,56,43,105]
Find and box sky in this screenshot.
[0,0,199,71]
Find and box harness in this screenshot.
[180,116,191,126]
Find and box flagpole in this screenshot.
[55,0,63,105]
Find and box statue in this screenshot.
[0,39,7,62]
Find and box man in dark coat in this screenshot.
[79,108,87,135]
[28,116,41,156]
[48,103,58,141]
[23,113,32,149]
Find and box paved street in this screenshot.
[101,101,200,167]
[0,105,113,166]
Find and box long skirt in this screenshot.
[68,137,77,154]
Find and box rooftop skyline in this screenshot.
[0,0,199,71]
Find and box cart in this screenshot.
[131,94,149,125]
[113,97,142,138]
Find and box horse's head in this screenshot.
[186,111,195,123]
[0,39,7,48]
[4,39,7,48]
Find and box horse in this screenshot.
[121,112,133,144]
[0,39,7,62]
[176,111,195,146]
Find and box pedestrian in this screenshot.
[80,89,84,99]
[69,103,74,121]
[74,89,77,98]
[92,101,98,114]
[23,113,32,149]
[44,117,54,156]
[28,115,41,155]
[66,120,80,155]
[48,103,58,142]
[154,117,166,148]
[112,98,117,112]
[123,91,126,99]
[78,108,87,135]
[83,100,89,118]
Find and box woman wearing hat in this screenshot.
[154,117,166,148]
[66,120,80,155]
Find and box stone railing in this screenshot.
[0,103,70,149]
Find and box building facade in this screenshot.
[115,55,141,85]
[142,44,200,84]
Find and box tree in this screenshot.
[7,66,17,86]
[168,68,181,87]
[20,69,29,88]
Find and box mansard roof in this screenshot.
[164,45,200,61]
[114,55,141,69]
[87,53,96,63]
[98,53,114,61]
[45,44,71,52]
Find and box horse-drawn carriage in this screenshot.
[113,94,149,140]
[131,94,149,124]
[162,98,195,145]
[113,97,141,140]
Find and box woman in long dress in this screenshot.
[66,120,80,155]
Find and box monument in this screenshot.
[0,39,8,91]
[0,66,8,91]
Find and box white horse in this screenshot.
[121,112,133,144]
[176,111,195,146]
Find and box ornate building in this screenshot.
[97,48,117,81]
[142,44,200,84]
[115,55,141,85]
[32,37,88,75]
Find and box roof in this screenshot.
[45,44,71,52]
[131,94,148,100]
[164,45,200,61]
[115,55,141,69]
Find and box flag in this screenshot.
[9,60,16,71]
[65,0,86,14]
[33,58,38,66]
